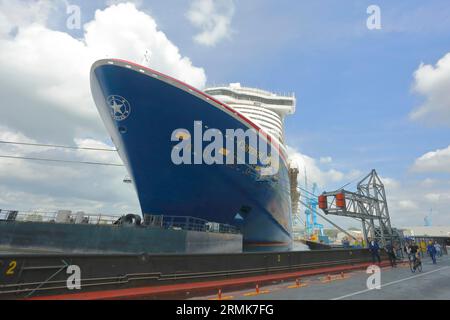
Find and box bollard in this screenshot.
[288,278,307,289]
[210,288,233,300]
[244,283,270,296]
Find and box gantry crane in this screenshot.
[305,183,326,241]
[318,169,398,248]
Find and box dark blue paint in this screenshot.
[91,62,292,247]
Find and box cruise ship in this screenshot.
[90,59,296,249]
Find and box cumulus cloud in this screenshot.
[411,52,450,125]
[286,146,363,191]
[355,174,449,227]
[284,147,450,227]
[85,3,206,87]
[284,146,450,228]
[397,200,418,210]
[319,156,332,164]
[425,193,440,202]
[411,145,450,173]
[186,0,235,46]
[0,0,56,37]
[379,176,400,189]
[0,1,206,214]
[0,2,206,144]
[105,0,143,6]
[388,180,450,227]
[0,125,136,214]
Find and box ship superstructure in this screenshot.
[204,83,295,146]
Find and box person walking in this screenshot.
[369,239,381,264]
[404,242,411,261]
[434,242,442,257]
[385,241,397,267]
[427,241,437,264]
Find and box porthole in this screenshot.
[119,126,127,134]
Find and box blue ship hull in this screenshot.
[90,59,292,249]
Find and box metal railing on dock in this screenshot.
[0,209,119,225]
[145,214,240,234]
[0,209,240,235]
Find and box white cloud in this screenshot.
[285,146,450,228]
[411,145,450,173]
[411,52,450,125]
[0,125,136,214]
[286,146,359,190]
[0,1,207,214]
[105,0,143,7]
[0,0,56,37]
[425,193,440,202]
[85,3,206,87]
[319,156,332,164]
[186,0,235,46]
[397,200,418,210]
[380,176,450,227]
[0,2,206,144]
[379,176,400,189]
[420,178,439,187]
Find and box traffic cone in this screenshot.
[218,289,222,300]
[256,284,260,294]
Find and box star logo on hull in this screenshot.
[107,95,131,121]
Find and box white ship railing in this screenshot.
[205,84,295,98]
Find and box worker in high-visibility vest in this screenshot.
[420,241,427,256]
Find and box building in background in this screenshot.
[402,226,450,237]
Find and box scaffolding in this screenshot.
[288,164,303,239]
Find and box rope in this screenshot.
[0,154,124,167]
[0,140,117,152]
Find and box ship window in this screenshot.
[119,126,127,134]
[240,205,252,214]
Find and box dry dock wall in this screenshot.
[0,248,377,299]
[0,221,242,254]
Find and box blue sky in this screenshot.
[0,0,449,227]
[66,0,450,182]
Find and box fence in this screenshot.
[0,209,240,235]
